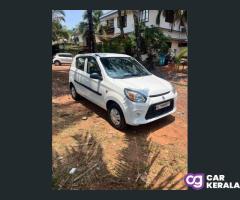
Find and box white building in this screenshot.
[99,10,187,54]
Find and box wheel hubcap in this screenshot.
[110,108,121,126]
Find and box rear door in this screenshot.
[58,54,67,63]
[73,56,87,97]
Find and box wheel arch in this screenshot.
[105,97,126,119]
[69,82,74,89]
[54,59,61,64]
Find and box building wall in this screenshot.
[100,10,187,53]
[100,10,187,39]
[114,12,135,34]
[171,40,179,53]
[146,10,187,40]
[78,34,87,46]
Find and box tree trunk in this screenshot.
[87,10,96,53]
[118,10,125,38]
[147,49,154,70]
[133,10,141,61]
[182,18,188,38]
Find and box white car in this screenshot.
[69,53,177,130]
[53,53,73,65]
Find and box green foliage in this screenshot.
[52,10,70,41]
[99,37,125,53]
[77,10,104,37]
[63,44,82,55]
[98,25,170,62]
[52,22,70,41]
[52,10,65,23]
[177,47,188,58]
[123,33,136,55]
[97,34,137,55]
[173,47,188,66]
[142,26,170,54]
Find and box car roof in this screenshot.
[75,53,131,58]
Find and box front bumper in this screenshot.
[123,91,177,126]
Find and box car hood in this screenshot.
[113,74,172,96]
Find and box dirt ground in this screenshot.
[52,64,188,190]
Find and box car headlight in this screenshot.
[170,83,176,94]
[124,89,147,103]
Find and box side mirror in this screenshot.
[90,72,102,80]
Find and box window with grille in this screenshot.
[139,10,149,22]
[117,15,127,28]
[165,10,174,23]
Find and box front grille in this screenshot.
[145,99,174,120]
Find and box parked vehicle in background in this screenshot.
[53,53,73,65]
[69,53,177,130]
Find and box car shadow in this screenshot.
[77,95,175,134]
[52,126,186,190]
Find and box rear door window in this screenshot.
[59,54,72,57]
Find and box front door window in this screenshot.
[87,57,102,75]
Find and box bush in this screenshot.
[97,34,136,56]
[142,26,170,55]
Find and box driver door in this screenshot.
[82,57,105,108]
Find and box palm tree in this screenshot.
[155,10,164,26]
[87,10,96,52]
[173,10,188,37]
[173,47,188,71]
[118,10,125,38]
[81,10,104,35]
[77,21,90,47]
[76,10,104,52]
[132,10,141,61]
[52,10,65,23]
[92,10,104,33]
[52,10,66,41]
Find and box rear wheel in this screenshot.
[70,85,81,101]
[107,103,127,130]
[54,60,61,66]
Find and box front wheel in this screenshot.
[108,103,127,130]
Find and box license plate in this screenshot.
[155,101,170,110]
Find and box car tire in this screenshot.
[54,60,61,66]
[70,85,81,101]
[108,103,127,130]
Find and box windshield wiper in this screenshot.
[121,74,142,78]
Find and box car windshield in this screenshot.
[100,57,151,79]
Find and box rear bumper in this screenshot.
[123,92,177,126]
